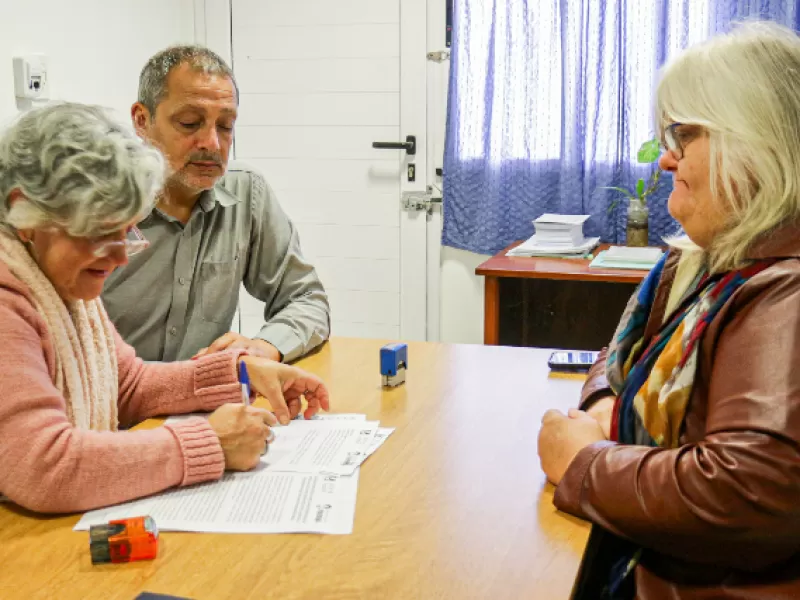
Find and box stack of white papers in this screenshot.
[533,214,590,246]
[507,214,600,257]
[74,414,394,535]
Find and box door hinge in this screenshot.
[402,186,443,213]
[427,50,451,63]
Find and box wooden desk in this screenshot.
[477,242,651,349]
[0,338,589,600]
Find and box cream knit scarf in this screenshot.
[0,231,119,431]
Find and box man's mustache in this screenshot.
[186,153,223,166]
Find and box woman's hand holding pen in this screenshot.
[207,357,329,472]
[208,404,276,471]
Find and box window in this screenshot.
[453,0,711,164]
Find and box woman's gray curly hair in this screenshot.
[0,102,165,237]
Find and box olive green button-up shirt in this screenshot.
[102,165,330,363]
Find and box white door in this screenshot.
[200,0,431,341]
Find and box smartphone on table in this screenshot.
[547,350,599,373]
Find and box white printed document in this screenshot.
[74,414,395,535]
[74,468,358,534]
[263,420,380,476]
[295,413,367,421]
[167,415,381,476]
[335,427,395,475]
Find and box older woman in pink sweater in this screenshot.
[0,103,329,513]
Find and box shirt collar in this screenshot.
[198,183,241,212]
[142,180,242,224]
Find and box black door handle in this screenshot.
[372,135,416,155]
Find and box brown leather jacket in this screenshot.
[554,225,800,599]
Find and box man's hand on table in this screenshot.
[194,332,282,362]
[239,356,330,425]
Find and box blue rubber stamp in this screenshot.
[380,343,408,387]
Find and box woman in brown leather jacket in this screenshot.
[538,22,800,600]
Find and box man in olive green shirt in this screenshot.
[103,46,329,363]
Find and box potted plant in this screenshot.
[606,138,661,247]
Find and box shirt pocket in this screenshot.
[199,259,240,325]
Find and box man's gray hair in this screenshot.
[0,102,165,237]
[138,45,239,115]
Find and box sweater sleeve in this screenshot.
[113,326,244,427]
[0,287,226,513]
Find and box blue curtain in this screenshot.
[443,0,800,255]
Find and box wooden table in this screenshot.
[0,338,590,600]
[476,242,651,349]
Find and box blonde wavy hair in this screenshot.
[657,21,800,272]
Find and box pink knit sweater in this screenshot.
[0,262,242,514]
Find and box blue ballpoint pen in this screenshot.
[240,360,276,448]
[239,360,251,406]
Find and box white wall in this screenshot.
[230,0,410,341]
[439,246,488,344]
[0,0,195,124]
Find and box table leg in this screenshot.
[484,276,500,345]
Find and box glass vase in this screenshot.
[626,199,649,247]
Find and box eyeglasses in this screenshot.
[90,226,150,258]
[662,122,685,159]
[662,122,704,160]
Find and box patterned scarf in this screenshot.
[599,250,774,597]
[0,230,119,431]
